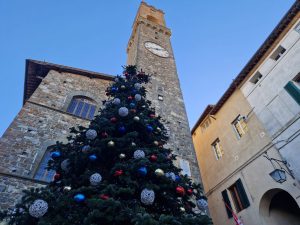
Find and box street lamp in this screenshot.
[263,153,294,183]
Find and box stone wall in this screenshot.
[0,70,112,209]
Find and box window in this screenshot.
[179,159,191,177]
[67,96,96,119]
[294,21,300,34]
[211,138,224,160]
[158,95,164,101]
[222,179,250,218]
[228,179,250,213]
[284,73,300,105]
[270,45,286,61]
[34,148,56,182]
[201,118,211,132]
[249,71,263,84]
[232,115,248,138]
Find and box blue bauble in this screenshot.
[118,126,126,134]
[111,87,118,92]
[175,175,181,182]
[138,166,147,176]
[74,194,85,203]
[146,125,153,133]
[51,151,61,159]
[131,89,138,94]
[89,154,97,161]
[130,103,136,108]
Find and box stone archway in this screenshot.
[259,188,300,225]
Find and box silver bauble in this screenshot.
[82,145,91,153]
[113,98,121,105]
[121,85,126,90]
[133,116,140,122]
[61,159,70,172]
[180,207,186,212]
[153,141,159,146]
[107,140,115,147]
[28,199,48,218]
[133,150,145,159]
[141,188,155,205]
[119,153,126,159]
[135,94,142,102]
[89,173,102,186]
[131,142,136,147]
[63,186,72,192]
[118,107,129,117]
[165,172,176,181]
[86,129,97,140]
[134,83,142,90]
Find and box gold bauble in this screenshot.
[107,140,115,147]
[153,141,159,146]
[155,168,164,177]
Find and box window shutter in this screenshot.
[221,190,233,218]
[236,179,250,208]
[284,81,300,105]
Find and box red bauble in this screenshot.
[150,154,158,162]
[110,117,117,123]
[130,109,136,114]
[101,132,108,138]
[124,72,129,77]
[114,170,123,177]
[176,186,185,196]
[100,194,109,200]
[149,114,155,118]
[187,189,193,195]
[53,173,61,181]
[128,96,133,100]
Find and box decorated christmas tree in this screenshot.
[0,66,212,225]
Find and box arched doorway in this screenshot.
[259,189,300,225]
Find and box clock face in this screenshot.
[144,42,169,58]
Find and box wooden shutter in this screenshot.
[236,179,250,208]
[284,81,300,105]
[221,190,233,218]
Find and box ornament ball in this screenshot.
[63,186,72,192]
[74,194,85,203]
[155,169,164,177]
[108,141,115,147]
[119,153,126,159]
[133,116,140,122]
[180,207,185,212]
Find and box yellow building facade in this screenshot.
[192,2,300,225]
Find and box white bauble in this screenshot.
[141,189,155,205]
[90,173,102,186]
[60,159,70,172]
[165,172,176,181]
[113,98,121,105]
[133,150,145,159]
[114,77,119,82]
[134,83,142,90]
[196,198,208,211]
[118,107,129,117]
[134,94,142,102]
[86,129,97,140]
[28,199,48,218]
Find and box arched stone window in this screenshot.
[67,96,97,120]
[34,146,56,182]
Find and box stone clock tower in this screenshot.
[127,2,202,183]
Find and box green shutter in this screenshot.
[284,81,300,105]
[221,190,233,218]
[236,179,250,208]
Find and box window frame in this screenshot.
[211,138,224,160]
[66,96,97,120]
[232,115,248,139]
[34,146,56,182]
[270,45,286,61]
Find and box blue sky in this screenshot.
[0,0,295,136]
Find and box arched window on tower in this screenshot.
[34,146,56,182]
[67,96,97,120]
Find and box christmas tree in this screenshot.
[0,66,212,225]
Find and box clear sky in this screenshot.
[0,0,295,136]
